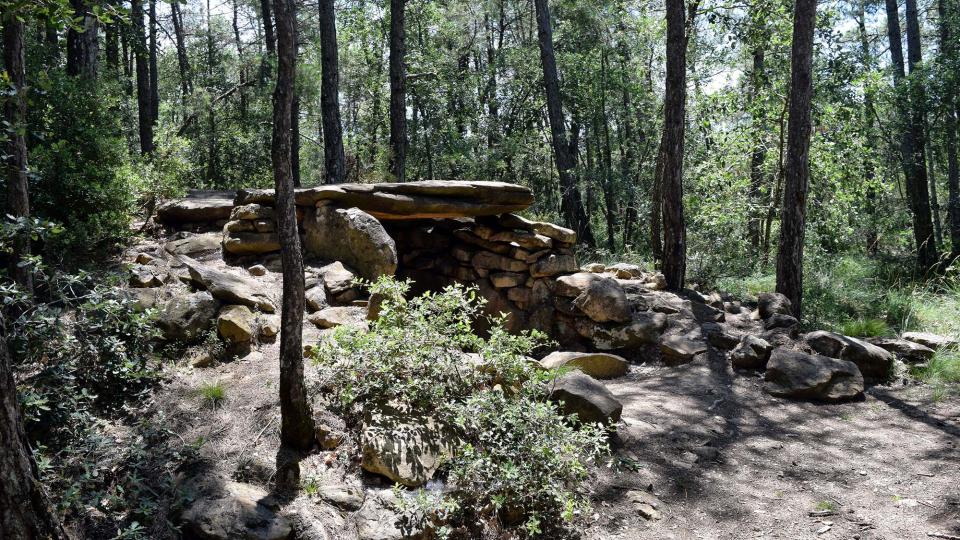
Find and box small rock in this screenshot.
[764,348,864,402]
[901,331,958,350]
[764,313,799,330]
[157,291,220,342]
[868,337,934,363]
[308,306,368,330]
[530,254,577,278]
[660,335,708,364]
[582,263,606,273]
[572,276,631,323]
[319,482,365,511]
[248,264,267,276]
[539,351,629,379]
[179,478,292,540]
[758,292,793,319]
[730,335,774,369]
[489,272,526,288]
[549,372,623,425]
[259,315,280,339]
[305,286,329,312]
[360,406,455,487]
[217,305,255,343]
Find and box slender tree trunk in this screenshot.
[319,0,346,183]
[0,333,68,539]
[600,51,617,253]
[939,0,960,257]
[262,0,277,56]
[926,123,943,248]
[66,0,99,78]
[291,16,300,188]
[748,46,767,249]
[775,0,817,318]
[659,0,692,290]
[389,0,408,182]
[272,0,314,453]
[859,0,879,254]
[121,23,133,95]
[132,0,154,154]
[3,12,32,294]
[149,0,159,123]
[533,0,594,246]
[887,0,938,269]
[105,19,119,76]
[171,1,193,96]
[233,0,248,121]
[206,0,217,181]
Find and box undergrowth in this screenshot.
[312,277,609,538]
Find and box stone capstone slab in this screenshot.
[156,190,236,224]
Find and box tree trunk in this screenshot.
[886,0,939,269]
[859,0,879,254]
[149,0,159,123]
[389,0,408,182]
[66,0,99,78]
[775,0,816,318]
[2,12,32,294]
[748,46,767,249]
[272,0,314,452]
[659,0,691,291]
[105,19,119,76]
[319,0,346,183]
[533,0,594,246]
[132,0,154,154]
[939,0,960,257]
[171,0,193,96]
[600,51,617,253]
[233,0,248,121]
[262,0,277,56]
[0,333,68,539]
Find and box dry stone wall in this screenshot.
[156,182,670,352]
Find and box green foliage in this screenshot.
[913,351,960,385]
[313,277,608,537]
[29,76,138,255]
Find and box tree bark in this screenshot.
[105,18,119,76]
[748,46,767,248]
[272,0,314,452]
[2,12,33,294]
[66,0,99,78]
[886,0,938,269]
[0,333,68,540]
[389,0,408,182]
[171,0,193,96]
[149,0,159,123]
[132,0,154,154]
[319,0,346,183]
[775,0,816,318]
[534,0,594,246]
[658,0,692,291]
[939,0,960,257]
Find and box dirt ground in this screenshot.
[143,249,960,540]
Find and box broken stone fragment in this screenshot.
[539,351,629,379]
[764,348,864,402]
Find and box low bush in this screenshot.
[312,277,609,538]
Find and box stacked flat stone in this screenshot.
[221,203,281,255]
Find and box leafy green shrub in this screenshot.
[312,277,609,537]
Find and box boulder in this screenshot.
[869,337,935,363]
[360,407,455,487]
[572,277,631,323]
[305,286,328,313]
[164,232,223,255]
[129,265,161,288]
[539,351,629,379]
[217,305,254,343]
[806,330,894,379]
[319,261,357,296]
[902,331,958,350]
[764,348,864,402]
[179,477,292,540]
[308,306,368,330]
[549,372,623,425]
[222,231,281,255]
[758,292,792,319]
[156,190,235,224]
[259,315,280,339]
[303,205,398,281]
[702,322,741,350]
[230,203,276,221]
[764,313,799,331]
[659,335,708,364]
[554,272,600,297]
[180,256,277,313]
[530,254,577,277]
[579,311,668,350]
[606,263,644,279]
[157,291,220,341]
[729,335,774,369]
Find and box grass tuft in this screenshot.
[198,381,226,407]
[840,318,890,338]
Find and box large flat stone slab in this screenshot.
[236,180,534,220]
[156,189,235,224]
